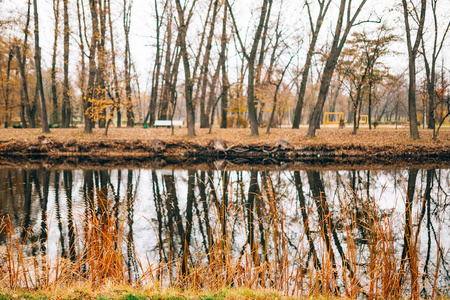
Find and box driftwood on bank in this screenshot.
[0,137,449,168]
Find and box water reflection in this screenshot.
[0,167,449,297]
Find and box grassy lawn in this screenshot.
[0,127,449,148]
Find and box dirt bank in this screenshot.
[0,128,449,168]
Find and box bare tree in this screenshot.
[255,0,272,126]
[220,2,229,128]
[84,0,100,134]
[106,0,121,130]
[401,0,426,140]
[421,0,449,135]
[292,0,331,129]
[3,48,13,128]
[61,0,71,128]
[266,7,295,133]
[174,0,196,136]
[307,0,369,138]
[199,0,220,128]
[16,0,34,128]
[76,0,87,130]
[15,45,32,128]
[97,0,107,128]
[228,0,273,136]
[159,6,174,121]
[267,58,294,133]
[51,0,61,126]
[33,0,50,133]
[144,0,168,127]
[124,0,134,127]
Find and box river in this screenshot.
[0,165,449,297]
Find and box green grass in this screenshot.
[0,287,302,300]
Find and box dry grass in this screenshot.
[0,127,449,148]
[1,175,444,299]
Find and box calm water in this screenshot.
[0,166,449,295]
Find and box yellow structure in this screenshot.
[323,112,344,125]
[358,115,368,125]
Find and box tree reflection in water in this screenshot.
[0,167,449,297]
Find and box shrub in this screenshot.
[235,115,248,128]
[218,115,248,128]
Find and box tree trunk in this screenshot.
[220,4,228,128]
[15,47,30,128]
[4,49,14,128]
[255,0,272,126]
[33,0,51,133]
[106,0,121,128]
[292,0,330,129]
[422,0,449,131]
[167,31,182,133]
[407,58,420,139]
[267,47,293,133]
[307,54,338,137]
[247,61,259,136]
[174,0,195,136]
[368,80,372,129]
[97,0,107,128]
[352,66,369,135]
[159,13,173,121]
[76,0,87,130]
[51,0,61,127]
[206,55,222,130]
[124,0,134,127]
[424,56,435,129]
[248,0,271,136]
[307,0,368,138]
[199,0,220,128]
[401,0,425,140]
[84,0,99,134]
[17,0,34,128]
[353,102,358,135]
[61,0,71,128]
[146,0,165,127]
[227,0,271,136]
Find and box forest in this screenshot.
[0,0,449,139]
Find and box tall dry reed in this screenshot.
[0,178,444,299]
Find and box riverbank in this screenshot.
[0,128,449,167]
